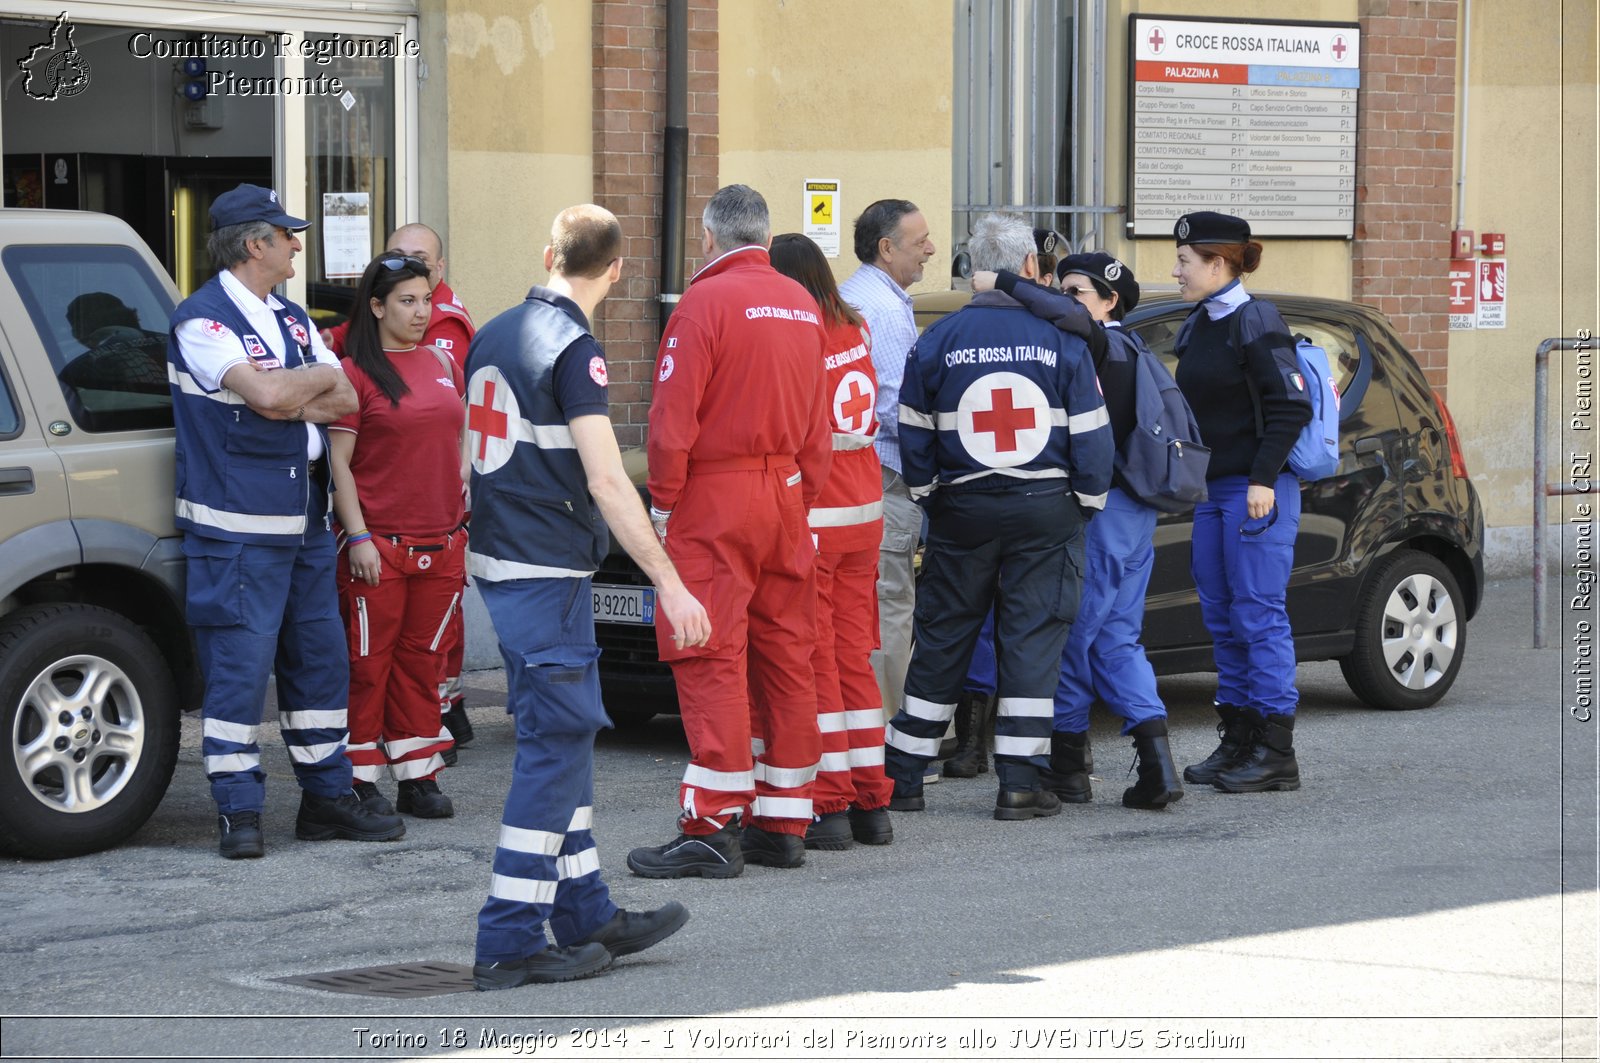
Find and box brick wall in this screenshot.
[1353,0,1458,396]
[592,0,719,447]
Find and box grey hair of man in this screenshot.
[702,184,771,253]
[207,220,279,272]
[852,198,920,265]
[967,213,1037,275]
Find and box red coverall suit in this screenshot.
[327,282,476,735]
[648,245,832,839]
[806,318,893,816]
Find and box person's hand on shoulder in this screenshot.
[972,271,997,293]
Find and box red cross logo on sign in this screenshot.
[957,372,1051,468]
[466,367,519,474]
[833,370,875,435]
[1332,35,1348,61]
[1148,26,1165,53]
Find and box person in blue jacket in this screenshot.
[883,212,1113,821]
[1169,211,1311,793]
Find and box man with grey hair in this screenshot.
[883,212,1114,822]
[168,183,403,858]
[630,184,832,878]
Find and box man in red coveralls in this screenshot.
[627,185,832,879]
[323,223,477,757]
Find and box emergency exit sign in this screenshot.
[1127,15,1361,238]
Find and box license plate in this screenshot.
[592,583,655,625]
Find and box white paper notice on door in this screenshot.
[322,192,371,279]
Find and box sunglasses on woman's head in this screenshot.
[378,254,428,273]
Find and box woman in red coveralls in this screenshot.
[769,234,895,849]
[328,254,465,819]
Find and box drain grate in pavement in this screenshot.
[273,961,474,998]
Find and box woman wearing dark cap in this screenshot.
[1169,211,1312,793]
[971,253,1184,810]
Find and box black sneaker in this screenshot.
[803,811,855,850]
[571,902,690,958]
[218,811,263,859]
[473,943,612,990]
[444,701,475,747]
[994,788,1064,821]
[397,778,454,819]
[352,781,395,817]
[627,826,743,879]
[740,824,805,868]
[888,779,926,812]
[847,805,894,845]
[295,790,406,842]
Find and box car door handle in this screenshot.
[1353,436,1384,456]
[0,466,35,495]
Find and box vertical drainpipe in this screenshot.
[659,0,689,335]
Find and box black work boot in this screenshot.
[804,810,855,850]
[218,811,264,859]
[571,902,690,959]
[942,690,996,778]
[740,823,806,868]
[397,778,455,818]
[1041,731,1093,803]
[1183,703,1255,785]
[352,780,395,817]
[444,698,474,748]
[847,805,893,845]
[888,777,925,811]
[1213,713,1301,792]
[295,790,406,842]
[626,824,743,879]
[473,943,612,990]
[994,787,1064,821]
[1122,719,1185,809]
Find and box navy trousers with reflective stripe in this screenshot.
[885,487,1084,790]
[475,575,617,964]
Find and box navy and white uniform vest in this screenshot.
[465,295,607,583]
[168,275,330,544]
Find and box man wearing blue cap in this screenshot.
[168,183,406,858]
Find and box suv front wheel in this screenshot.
[1340,550,1466,711]
[0,604,180,859]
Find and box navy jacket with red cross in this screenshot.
[167,274,331,545]
[897,289,1113,513]
[463,287,608,583]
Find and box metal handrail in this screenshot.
[1533,336,1595,648]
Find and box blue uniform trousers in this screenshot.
[1054,487,1165,733]
[965,611,997,696]
[187,487,352,816]
[475,576,617,964]
[886,486,1085,791]
[1190,473,1301,716]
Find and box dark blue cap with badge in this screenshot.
[1057,251,1140,313]
[1033,228,1063,256]
[209,183,310,232]
[1173,210,1251,248]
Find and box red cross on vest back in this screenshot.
[971,388,1036,453]
[840,378,872,428]
[468,380,509,460]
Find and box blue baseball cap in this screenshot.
[209,183,310,232]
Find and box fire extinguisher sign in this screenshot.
[1476,259,1507,329]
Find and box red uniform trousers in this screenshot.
[809,543,894,814]
[338,529,462,782]
[656,458,822,838]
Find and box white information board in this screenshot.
[1128,16,1361,238]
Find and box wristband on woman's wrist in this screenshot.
[346,530,373,545]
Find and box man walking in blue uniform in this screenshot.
[168,183,407,859]
[883,213,1114,820]
[465,204,709,990]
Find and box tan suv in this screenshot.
[0,209,194,859]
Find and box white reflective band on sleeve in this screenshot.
[751,795,813,820]
[842,709,885,730]
[1068,406,1111,434]
[832,432,875,451]
[1076,490,1108,510]
[997,697,1055,719]
[817,750,851,773]
[817,711,850,734]
[288,740,345,764]
[278,709,347,731]
[498,823,564,856]
[509,418,576,451]
[903,695,958,723]
[390,754,443,780]
[993,734,1051,758]
[202,719,259,745]
[847,746,886,767]
[808,500,884,528]
[885,725,940,757]
[169,366,241,402]
[467,553,596,581]
[898,405,935,429]
[489,873,557,905]
[204,752,259,774]
[384,734,442,757]
[754,760,819,788]
[568,806,594,832]
[557,847,601,880]
[176,498,306,536]
[682,764,756,791]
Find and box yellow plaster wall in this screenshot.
[718,1,954,295]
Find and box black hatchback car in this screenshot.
[591,291,1484,720]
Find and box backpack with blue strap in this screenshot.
[1111,327,1211,513]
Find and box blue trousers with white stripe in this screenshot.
[186,491,352,815]
[475,576,617,964]
[885,486,1085,791]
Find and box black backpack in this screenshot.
[1115,330,1210,513]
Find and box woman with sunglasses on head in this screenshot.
[768,232,896,849]
[1168,211,1312,793]
[328,252,467,819]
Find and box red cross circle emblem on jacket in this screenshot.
[957,372,1051,468]
[466,366,519,475]
[833,370,876,435]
